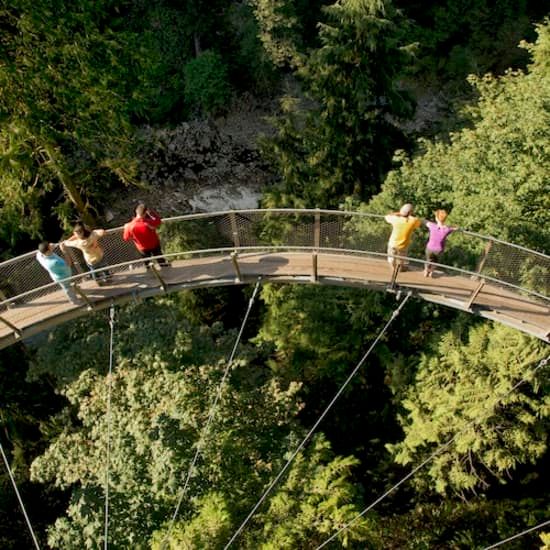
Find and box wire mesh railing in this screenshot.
[0,209,548,314]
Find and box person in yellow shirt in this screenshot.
[61,223,111,285]
[385,203,421,271]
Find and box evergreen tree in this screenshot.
[262,0,415,208]
[389,323,549,497]
[248,0,303,69]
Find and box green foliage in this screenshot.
[155,435,373,549]
[29,296,368,548]
[0,127,47,248]
[0,0,139,243]
[30,310,297,545]
[262,0,415,208]
[377,497,550,549]
[183,51,232,117]
[369,21,550,251]
[389,322,550,496]
[123,2,190,123]
[248,435,372,549]
[151,492,232,549]
[226,2,280,95]
[401,0,533,82]
[255,284,390,382]
[248,0,303,69]
[0,345,67,547]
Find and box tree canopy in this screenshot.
[0,0,140,240]
[262,0,415,208]
[368,21,550,251]
[28,298,369,548]
[389,323,550,497]
[0,3,549,549]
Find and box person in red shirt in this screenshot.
[123,203,169,267]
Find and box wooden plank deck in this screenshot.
[0,251,548,350]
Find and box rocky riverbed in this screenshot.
[103,102,276,226]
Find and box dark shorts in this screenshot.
[139,245,169,266]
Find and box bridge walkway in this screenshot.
[0,251,547,350]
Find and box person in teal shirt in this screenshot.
[36,242,79,304]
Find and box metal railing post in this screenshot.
[389,263,401,290]
[73,283,94,310]
[0,315,21,337]
[466,279,486,309]
[474,239,493,278]
[314,209,321,250]
[231,252,242,282]
[150,266,167,292]
[311,252,318,282]
[229,212,240,250]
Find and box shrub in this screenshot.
[183,50,231,117]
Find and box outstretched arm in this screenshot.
[57,242,74,266]
[385,212,401,223]
[145,210,162,227]
[122,222,132,241]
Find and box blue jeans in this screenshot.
[87,257,111,283]
[54,279,79,304]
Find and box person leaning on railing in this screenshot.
[61,223,111,286]
[36,242,79,304]
[123,202,170,268]
[385,204,422,272]
[423,209,459,277]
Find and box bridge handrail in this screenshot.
[0,209,547,267]
[0,209,547,308]
[0,246,548,312]
[160,208,549,259]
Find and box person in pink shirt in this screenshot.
[423,209,458,277]
[123,202,169,268]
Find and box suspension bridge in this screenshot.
[1,208,549,549]
[0,209,547,349]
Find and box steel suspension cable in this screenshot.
[0,440,41,549]
[162,278,262,545]
[483,518,550,549]
[315,354,550,549]
[224,291,412,549]
[104,305,116,550]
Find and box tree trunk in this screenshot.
[194,34,202,57]
[42,143,96,227]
